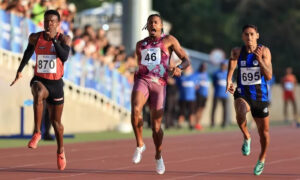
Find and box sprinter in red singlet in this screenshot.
[11,10,71,171]
[131,14,190,175]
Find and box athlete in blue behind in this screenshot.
[226,24,272,176]
[176,66,197,129]
[194,63,210,130]
[211,61,229,128]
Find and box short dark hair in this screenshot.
[147,14,162,22]
[242,24,258,33]
[44,10,60,21]
[143,14,164,33]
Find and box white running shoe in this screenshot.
[156,157,165,175]
[132,144,146,164]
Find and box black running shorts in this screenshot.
[234,91,269,118]
[30,76,64,105]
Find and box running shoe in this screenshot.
[241,138,251,156]
[253,160,264,176]
[195,124,203,130]
[27,132,41,149]
[156,157,165,175]
[132,144,146,164]
[57,152,66,170]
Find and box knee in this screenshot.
[53,120,64,130]
[33,90,44,104]
[152,123,161,134]
[236,112,246,123]
[262,128,269,138]
[131,106,142,117]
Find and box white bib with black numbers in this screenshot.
[241,67,261,85]
[37,55,57,73]
[141,48,161,66]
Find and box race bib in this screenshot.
[241,67,261,85]
[284,82,294,91]
[37,55,57,73]
[141,48,161,66]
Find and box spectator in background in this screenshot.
[31,0,51,27]
[0,0,10,10]
[176,66,197,129]
[211,61,229,128]
[5,0,30,17]
[194,62,209,130]
[267,75,275,104]
[164,76,177,129]
[281,67,298,123]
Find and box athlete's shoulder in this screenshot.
[28,32,42,45]
[59,34,72,46]
[230,46,241,60]
[163,34,177,42]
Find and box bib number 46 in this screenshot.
[144,53,157,61]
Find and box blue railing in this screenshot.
[0,9,132,110]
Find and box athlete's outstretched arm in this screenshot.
[226,47,240,94]
[10,33,37,86]
[254,46,272,80]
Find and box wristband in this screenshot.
[177,64,183,70]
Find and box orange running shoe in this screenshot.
[27,132,41,149]
[195,124,203,130]
[57,152,66,170]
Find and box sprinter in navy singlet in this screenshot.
[226,24,272,176]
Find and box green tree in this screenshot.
[153,0,300,80]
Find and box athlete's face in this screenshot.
[44,14,59,33]
[147,16,163,37]
[242,27,259,47]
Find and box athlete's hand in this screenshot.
[45,31,56,39]
[253,46,263,62]
[10,72,22,86]
[226,81,235,94]
[168,67,182,77]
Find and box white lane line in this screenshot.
[165,156,300,180]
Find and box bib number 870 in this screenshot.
[242,71,260,82]
[38,59,55,69]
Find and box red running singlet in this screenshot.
[34,32,64,80]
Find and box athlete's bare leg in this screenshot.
[283,100,288,121]
[31,82,49,134]
[253,116,270,162]
[291,99,298,121]
[48,104,64,154]
[196,107,204,125]
[131,91,147,147]
[234,98,251,140]
[150,108,164,160]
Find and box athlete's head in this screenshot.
[144,14,163,38]
[242,24,259,47]
[286,67,293,75]
[198,62,207,72]
[44,10,60,33]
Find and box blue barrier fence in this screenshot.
[0,10,132,110]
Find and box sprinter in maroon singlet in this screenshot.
[131,14,190,175]
[11,10,71,171]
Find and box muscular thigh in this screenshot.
[234,98,250,115]
[131,78,149,110]
[148,82,166,111]
[31,81,49,99]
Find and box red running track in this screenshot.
[0,126,299,180]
